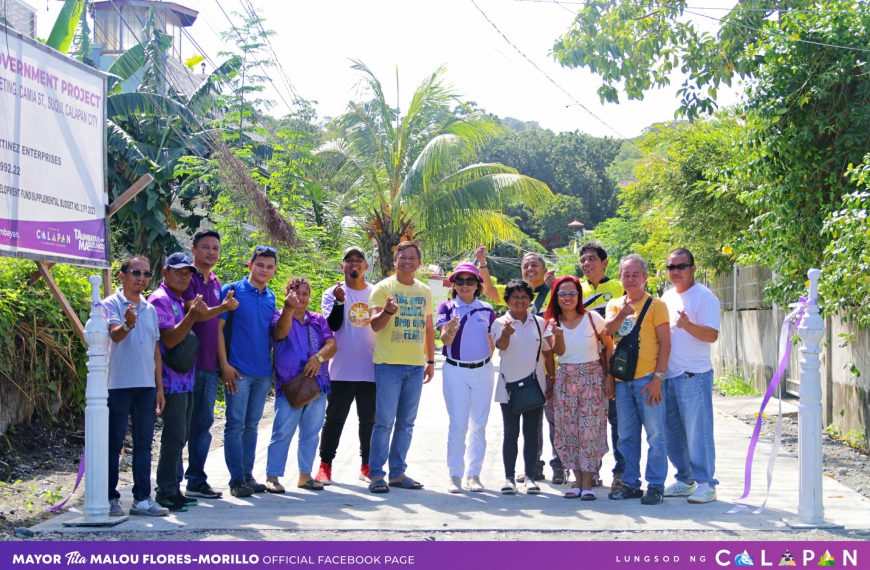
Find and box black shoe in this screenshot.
[533,466,546,482]
[156,494,188,512]
[608,486,644,500]
[641,487,664,505]
[245,476,267,493]
[176,492,198,505]
[186,483,222,499]
[229,481,254,498]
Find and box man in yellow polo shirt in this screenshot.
[604,254,670,505]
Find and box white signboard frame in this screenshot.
[0,23,109,269]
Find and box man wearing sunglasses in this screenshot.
[102,256,168,517]
[218,245,279,498]
[661,248,721,504]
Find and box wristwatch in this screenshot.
[653,372,665,380]
[426,360,435,365]
[121,323,132,332]
[315,354,325,364]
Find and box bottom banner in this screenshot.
[0,541,867,570]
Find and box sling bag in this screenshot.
[609,296,653,382]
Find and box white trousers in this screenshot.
[442,361,495,478]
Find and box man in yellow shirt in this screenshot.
[604,254,670,505]
[367,241,435,493]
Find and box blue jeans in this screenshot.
[615,374,668,490]
[183,369,220,489]
[223,375,271,486]
[369,364,424,481]
[108,387,156,502]
[266,392,327,476]
[665,370,718,487]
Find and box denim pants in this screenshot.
[500,403,543,479]
[266,392,327,477]
[369,364,424,481]
[442,362,495,478]
[319,381,377,465]
[665,370,718,486]
[223,375,271,486]
[108,387,156,502]
[156,391,193,499]
[182,369,220,489]
[615,374,668,490]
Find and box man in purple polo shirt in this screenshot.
[181,230,239,499]
[148,252,207,512]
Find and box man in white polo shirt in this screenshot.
[661,248,721,504]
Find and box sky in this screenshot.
[32,0,743,139]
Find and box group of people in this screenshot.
[102,231,721,518]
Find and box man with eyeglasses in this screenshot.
[102,256,168,517]
[218,245,280,498]
[661,248,721,504]
[366,241,435,493]
[315,246,377,485]
[578,242,625,491]
[181,229,240,500]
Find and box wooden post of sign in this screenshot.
[36,261,85,341]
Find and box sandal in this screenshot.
[552,469,566,485]
[611,476,624,492]
[592,474,603,487]
[368,479,389,494]
[581,490,597,501]
[264,480,285,494]
[564,487,582,499]
[297,479,325,491]
[389,475,424,490]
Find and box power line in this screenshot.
[468,0,624,138]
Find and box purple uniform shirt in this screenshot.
[148,283,195,394]
[435,298,496,363]
[183,270,222,372]
[271,310,334,394]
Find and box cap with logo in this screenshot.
[164,252,198,272]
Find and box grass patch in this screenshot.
[714,369,761,397]
[823,425,869,453]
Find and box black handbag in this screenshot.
[504,316,546,415]
[281,322,322,410]
[609,296,652,381]
[164,330,199,373]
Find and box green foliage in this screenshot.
[507,194,588,250]
[714,369,761,397]
[45,0,85,54]
[824,424,869,452]
[608,140,642,182]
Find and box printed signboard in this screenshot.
[0,24,108,268]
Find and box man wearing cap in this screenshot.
[218,245,279,498]
[149,252,207,512]
[315,246,377,485]
[181,229,240,500]
[578,241,626,491]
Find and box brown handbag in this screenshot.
[280,322,322,409]
[587,312,610,375]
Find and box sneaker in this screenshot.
[664,480,698,497]
[466,475,484,492]
[500,478,517,494]
[229,481,254,498]
[244,476,267,493]
[186,483,222,499]
[316,462,333,485]
[447,476,463,494]
[130,498,169,517]
[176,493,198,506]
[524,479,541,495]
[359,464,371,483]
[641,487,664,505]
[155,495,187,512]
[109,498,124,517]
[687,483,717,504]
[608,486,644,500]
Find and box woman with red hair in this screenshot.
[544,275,614,499]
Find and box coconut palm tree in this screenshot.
[319,61,553,276]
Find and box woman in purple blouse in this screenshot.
[264,277,337,493]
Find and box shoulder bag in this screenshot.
[504,316,546,415]
[609,296,653,381]
[165,330,200,373]
[281,320,321,409]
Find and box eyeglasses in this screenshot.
[454,277,478,286]
[255,245,277,254]
[125,269,153,278]
[666,263,694,271]
[556,290,579,298]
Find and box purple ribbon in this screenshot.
[44,448,85,512]
[737,297,806,501]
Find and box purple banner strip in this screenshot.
[43,448,84,513]
[0,541,866,570]
[0,217,107,262]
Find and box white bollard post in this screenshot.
[64,275,126,526]
[785,268,841,529]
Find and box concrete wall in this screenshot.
[710,267,869,438]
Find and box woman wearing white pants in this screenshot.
[436,262,497,493]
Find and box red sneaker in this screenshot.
[359,464,371,483]
[315,461,333,485]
